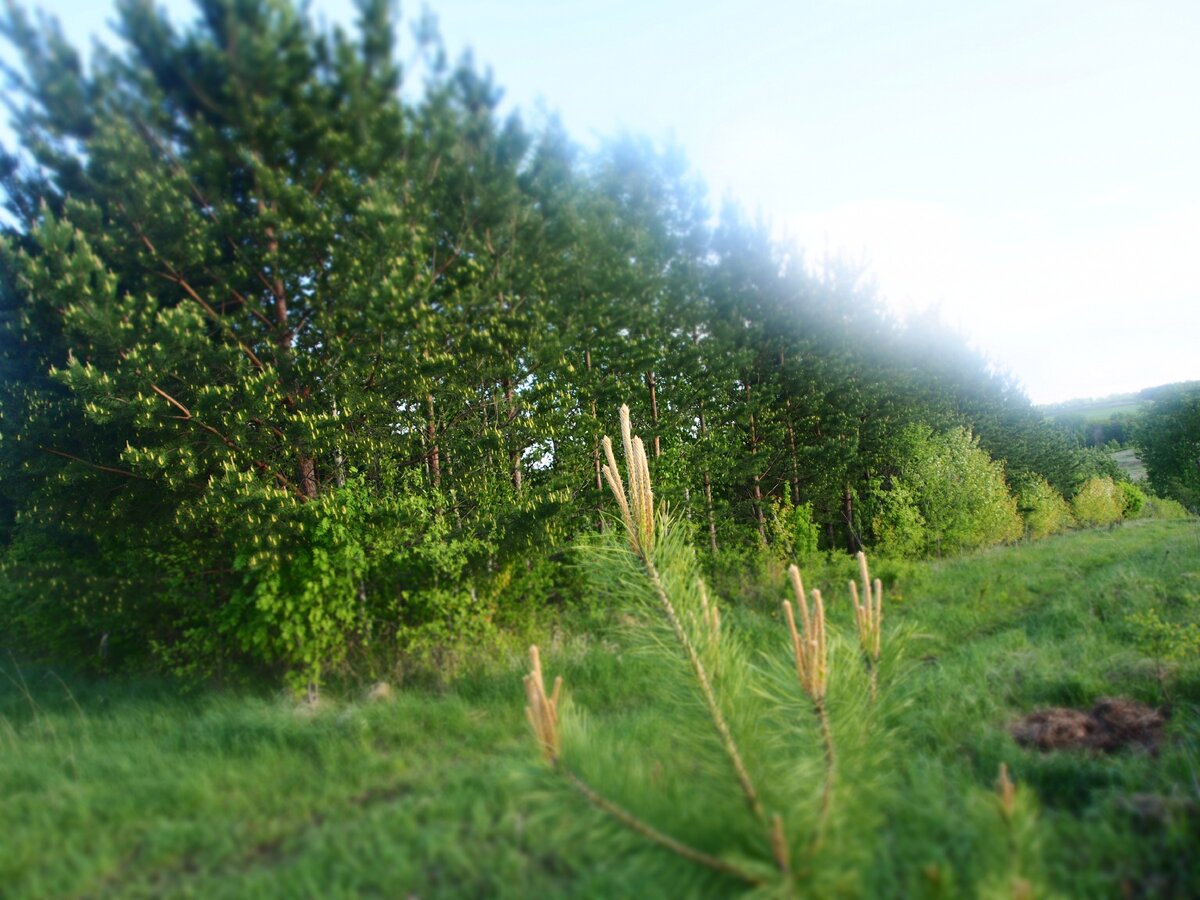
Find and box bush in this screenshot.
[868,481,927,558]
[1013,474,1074,539]
[1135,386,1200,510]
[1073,446,1125,486]
[1071,477,1124,527]
[883,425,1023,557]
[765,495,821,564]
[1118,481,1148,518]
[1138,495,1192,520]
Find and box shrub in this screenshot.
[1135,386,1200,510]
[522,406,1041,895]
[765,495,821,564]
[886,425,1023,557]
[1013,474,1074,539]
[1071,477,1124,527]
[1118,481,1148,518]
[1073,446,1125,486]
[868,480,927,558]
[1138,495,1192,520]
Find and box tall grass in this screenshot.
[2,515,1197,897]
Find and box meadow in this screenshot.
[1112,448,1148,483]
[3,517,1198,898]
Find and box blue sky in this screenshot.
[4,0,1198,403]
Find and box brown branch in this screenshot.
[429,245,462,284]
[207,276,275,329]
[249,418,287,441]
[124,210,267,373]
[363,332,384,390]
[39,446,143,479]
[149,382,304,500]
[168,272,267,371]
[310,165,331,198]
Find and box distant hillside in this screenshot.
[1040,380,1200,421]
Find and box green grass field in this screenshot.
[1041,395,1146,423]
[1112,448,1148,482]
[3,519,1199,898]
[1062,401,1145,423]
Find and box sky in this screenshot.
[3,0,1199,404]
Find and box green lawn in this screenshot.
[3,518,1199,898]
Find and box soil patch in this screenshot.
[1010,697,1166,753]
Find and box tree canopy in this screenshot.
[0,0,1093,683]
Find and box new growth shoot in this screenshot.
[600,404,654,554]
[523,644,561,764]
[522,404,895,891]
[850,551,884,698]
[783,565,827,703]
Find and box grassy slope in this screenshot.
[2,519,1198,898]
[1112,448,1147,482]
[1039,393,1146,423]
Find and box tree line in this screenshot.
[0,0,1183,684]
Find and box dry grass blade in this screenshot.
[697,580,721,655]
[783,564,836,850]
[851,551,883,662]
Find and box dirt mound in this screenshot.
[1010,697,1166,753]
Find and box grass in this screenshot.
[3,518,1199,897]
[1041,394,1146,422]
[1112,447,1147,482]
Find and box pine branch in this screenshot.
[39,445,144,479]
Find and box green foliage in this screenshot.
[1126,607,1200,664]
[1136,386,1200,510]
[1013,474,1075,540]
[764,494,820,563]
[4,519,1200,898]
[1072,446,1127,487]
[1117,480,1148,518]
[1138,495,1191,520]
[867,478,927,558]
[1071,476,1124,527]
[0,0,1112,684]
[878,425,1023,556]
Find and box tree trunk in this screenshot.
[785,399,801,505]
[426,392,440,488]
[842,486,862,553]
[587,349,605,531]
[298,455,318,499]
[777,351,800,505]
[332,399,346,489]
[646,369,661,457]
[265,211,318,501]
[504,377,522,491]
[698,399,718,554]
[746,383,766,545]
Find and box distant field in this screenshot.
[1042,397,1145,423]
[1068,400,1145,423]
[3,519,1199,898]
[1112,448,1148,482]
